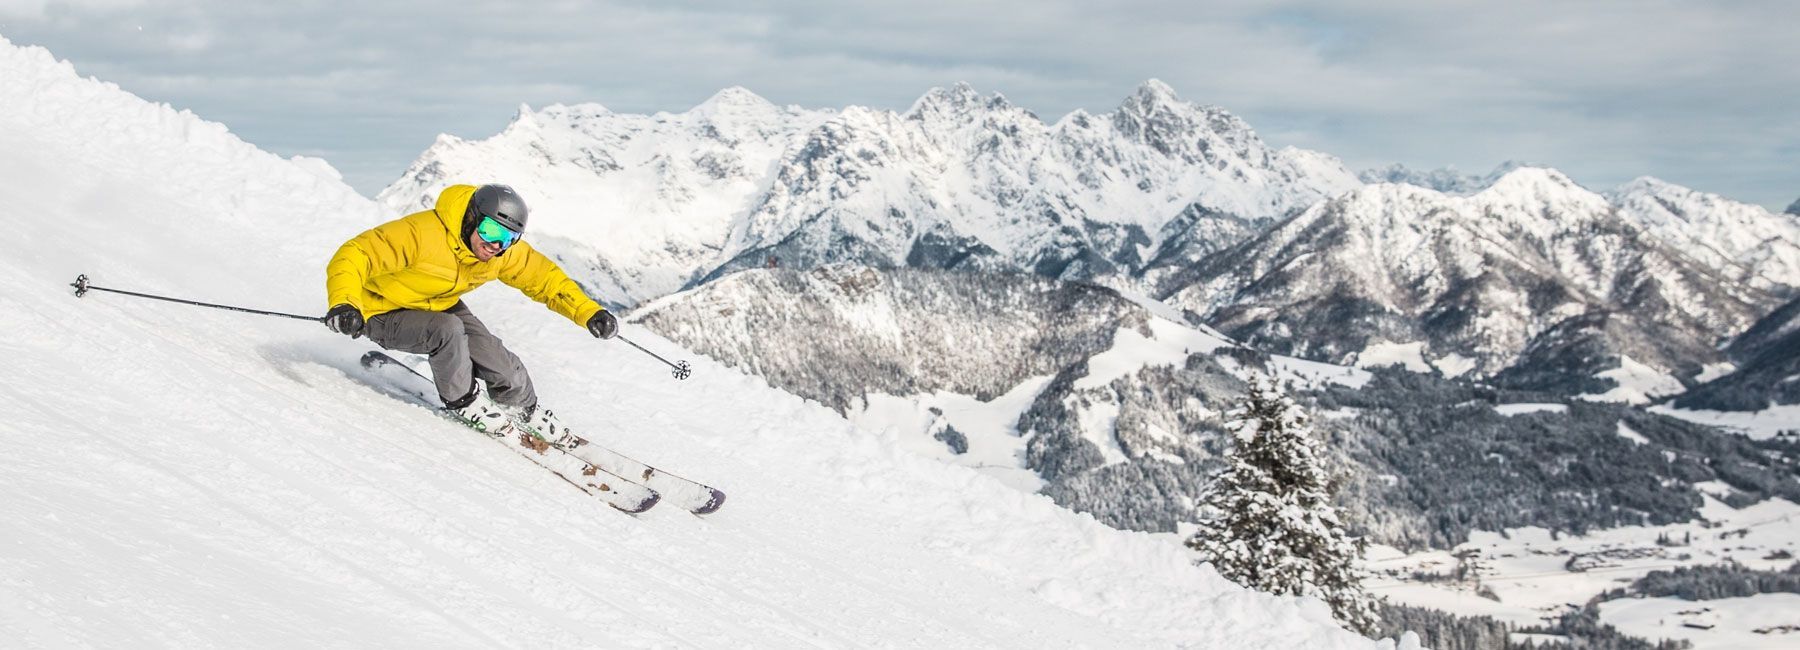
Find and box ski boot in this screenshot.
[442,384,516,436]
[513,405,583,451]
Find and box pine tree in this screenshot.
[1186,375,1380,634]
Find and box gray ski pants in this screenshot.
[365,302,537,409]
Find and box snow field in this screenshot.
[1369,497,1800,649]
[1650,403,1800,441]
[1350,341,1477,380]
[1615,421,1650,445]
[1599,593,1800,649]
[1352,341,1433,374]
[1493,403,1570,416]
[849,378,1053,493]
[1,35,1399,648]
[1075,319,1231,391]
[1577,355,1686,405]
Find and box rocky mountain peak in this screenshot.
[700,85,770,106]
[1470,166,1611,227]
[1106,79,1261,169]
[1479,166,1584,195]
[1126,78,1181,107]
[904,83,1027,128]
[687,86,793,144]
[1114,79,1206,124]
[500,103,552,136]
[1785,197,1799,216]
[1613,175,1677,196]
[509,103,615,134]
[692,86,779,117]
[1115,79,1192,129]
[908,82,985,114]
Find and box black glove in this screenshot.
[325,303,365,339]
[587,310,618,339]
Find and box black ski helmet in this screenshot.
[463,184,529,242]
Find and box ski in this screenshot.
[360,351,660,514]
[361,350,727,515]
[556,438,727,515]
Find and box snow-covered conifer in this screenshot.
[1186,375,1380,634]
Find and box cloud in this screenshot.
[3,0,1796,208]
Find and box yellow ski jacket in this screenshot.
[325,184,604,327]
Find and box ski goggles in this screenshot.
[474,215,522,249]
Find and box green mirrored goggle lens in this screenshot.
[476,215,520,248]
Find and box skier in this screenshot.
[321,183,618,443]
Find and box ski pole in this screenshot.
[69,274,324,322]
[615,333,692,380]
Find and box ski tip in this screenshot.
[691,489,726,516]
[359,350,387,368]
[613,490,661,515]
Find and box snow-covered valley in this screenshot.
[1372,497,1800,648]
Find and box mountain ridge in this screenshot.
[1161,168,1786,393]
[381,83,1797,402]
[381,80,1361,307]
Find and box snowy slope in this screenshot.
[0,36,1406,648]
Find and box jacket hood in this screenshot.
[432,184,479,263]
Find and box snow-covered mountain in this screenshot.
[632,265,1150,411]
[381,78,1800,402]
[1675,295,1800,410]
[380,80,1360,307]
[629,263,1800,557]
[1608,176,1800,291]
[1357,161,1530,195]
[631,265,1366,534]
[378,89,836,307]
[1,35,1410,648]
[704,81,1360,284]
[1158,168,1790,394]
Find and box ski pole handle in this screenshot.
[615,334,692,380]
[70,274,324,322]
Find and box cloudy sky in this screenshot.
[3,0,1796,210]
